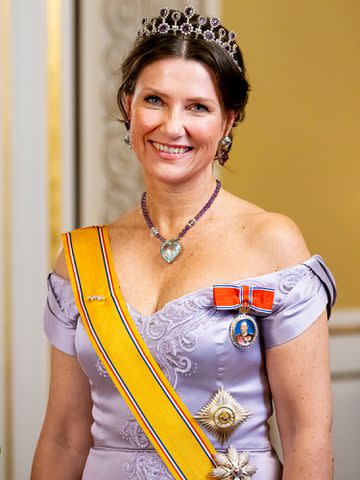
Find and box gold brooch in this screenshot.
[195,389,251,443]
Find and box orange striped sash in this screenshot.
[62,226,216,479]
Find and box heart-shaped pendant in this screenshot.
[160,240,182,263]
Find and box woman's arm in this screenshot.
[266,311,333,479]
[255,213,333,478]
[32,250,93,479]
[31,346,93,479]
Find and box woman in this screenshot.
[31,7,336,480]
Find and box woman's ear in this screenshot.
[124,95,133,125]
[224,110,237,137]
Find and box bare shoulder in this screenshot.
[106,207,145,248]
[223,191,310,271]
[109,206,140,230]
[251,211,311,270]
[52,205,140,280]
[53,248,69,280]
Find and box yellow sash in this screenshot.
[62,225,216,479]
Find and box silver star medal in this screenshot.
[212,446,257,480]
[195,389,251,443]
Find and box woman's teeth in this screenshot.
[152,141,190,154]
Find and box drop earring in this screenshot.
[217,135,232,166]
[124,120,132,148]
[124,131,132,148]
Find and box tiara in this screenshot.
[137,6,242,72]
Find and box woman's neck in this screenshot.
[142,174,220,239]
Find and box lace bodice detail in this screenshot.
[44,254,336,480]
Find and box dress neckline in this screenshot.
[100,225,317,318]
[51,225,318,319]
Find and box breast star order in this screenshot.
[195,388,251,443]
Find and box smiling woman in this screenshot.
[124,57,233,185]
[32,6,336,480]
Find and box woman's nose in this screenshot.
[160,109,185,138]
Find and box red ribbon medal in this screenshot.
[213,284,275,350]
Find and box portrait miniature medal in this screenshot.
[213,284,271,352]
[229,301,258,350]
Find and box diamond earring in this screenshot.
[217,136,232,165]
[124,130,132,148]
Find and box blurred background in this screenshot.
[0,0,359,478]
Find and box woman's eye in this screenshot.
[145,95,162,106]
[191,103,209,113]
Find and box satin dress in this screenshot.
[44,254,336,479]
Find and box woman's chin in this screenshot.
[147,172,189,185]
[143,166,200,186]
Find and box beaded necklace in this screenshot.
[140,179,221,263]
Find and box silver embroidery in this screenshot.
[120,417,150,449]
[118,289,216,451]
[121,451,173,480]
[49,274,78,320]
[95,358,110,378]
[133,289,216,389]
[278,265,308,295]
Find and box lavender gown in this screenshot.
[44,254,336,479]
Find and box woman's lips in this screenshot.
[150,140,192,158]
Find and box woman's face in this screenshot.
[126,57,233,185]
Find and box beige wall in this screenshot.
[221,0,359,308]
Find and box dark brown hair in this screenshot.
[117,10,250,163]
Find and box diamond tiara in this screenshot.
[137,6,242,72]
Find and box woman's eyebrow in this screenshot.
[140,87,168,97]
[186,96,216,105]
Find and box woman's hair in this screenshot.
[117,8,250,164]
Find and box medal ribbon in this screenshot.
[213,284,275,313]
[62,226,216,480]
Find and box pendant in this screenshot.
[229,314,258,350]
[211,446,257,479]
[195,389,251,443]
[160,239,182,263]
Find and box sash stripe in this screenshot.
[97,227,215,462]
[63,226,218,479]
[64,232,187,480]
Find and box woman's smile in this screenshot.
[126,57,229,182]
[150,140,193,160]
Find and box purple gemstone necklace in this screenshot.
[140,179,222,263]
